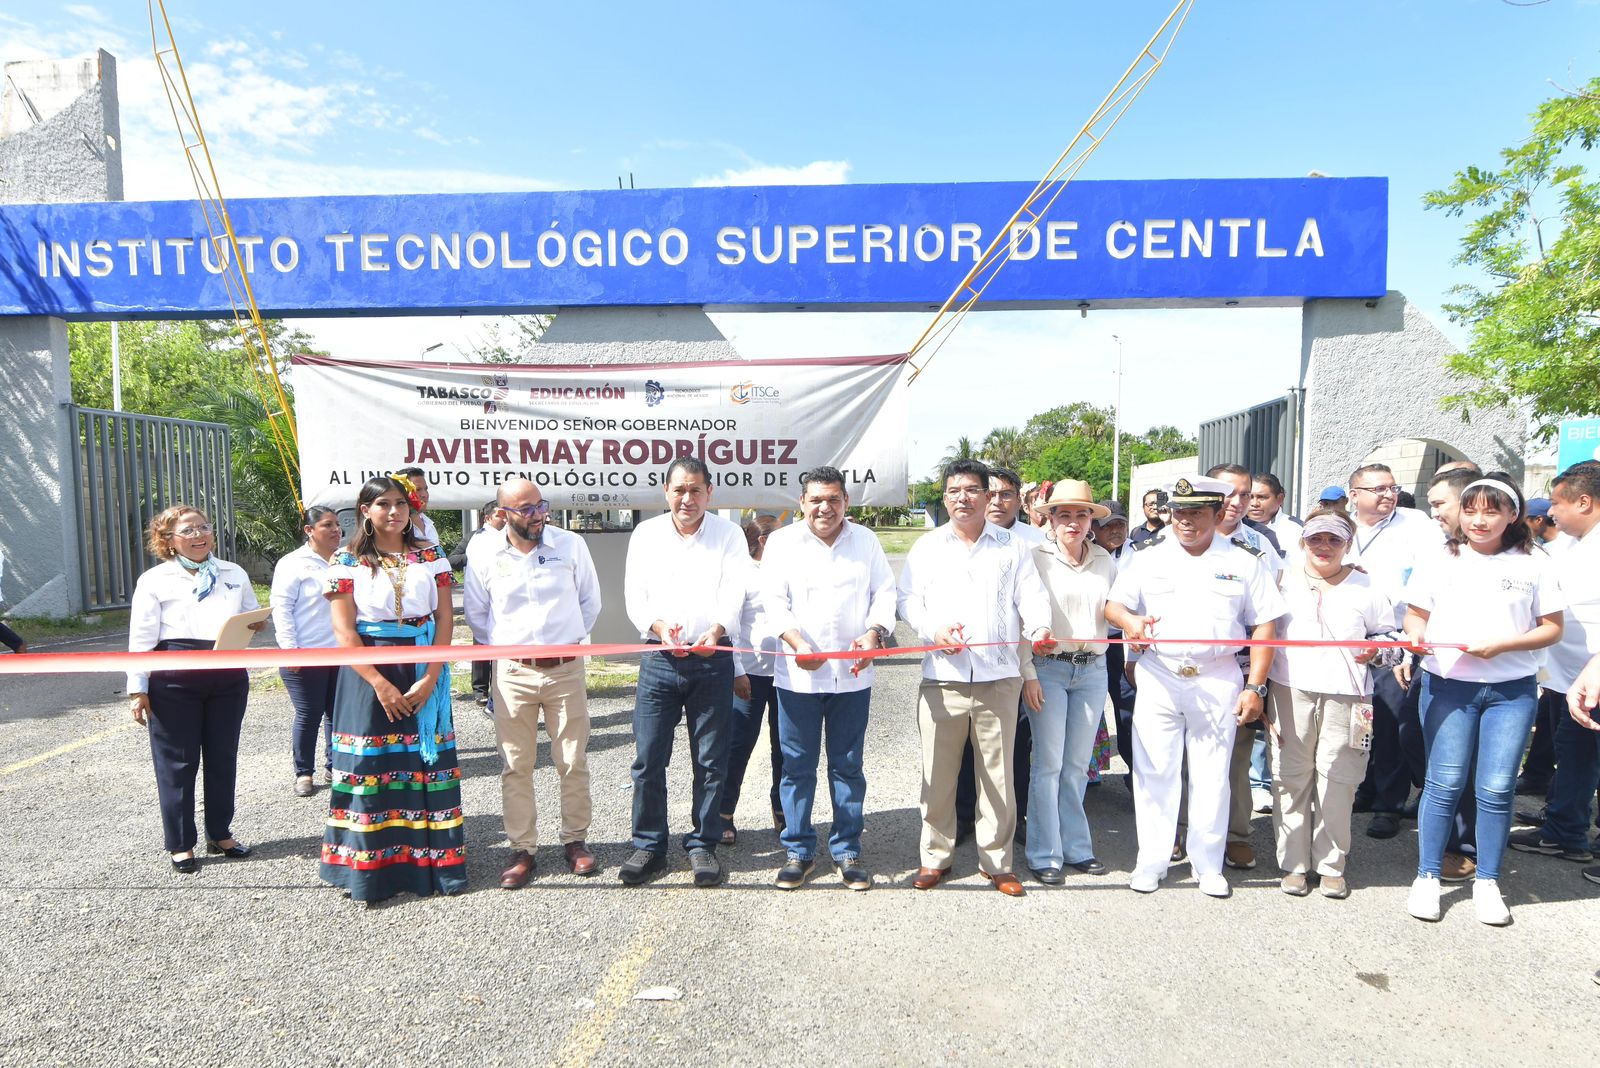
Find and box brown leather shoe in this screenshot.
[565,841,598,876]
[499,849,536,889]
[1441,852,1477,883]
[912,866,951,890]
[981,871,1027,897]
[1224,842,1257,870]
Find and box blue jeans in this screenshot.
[1417,672,1538,881]
[630,648,734,855]
[1026,655,1109,869]
[281,665,337,777]
[1542,690,1600,848]
[723,673,781,818]
[775,687,871,862]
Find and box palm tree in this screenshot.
[982,426,1029,472]
[936,435,978,476]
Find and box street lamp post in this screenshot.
[420,342,444,360]
[1111,334,1123,504]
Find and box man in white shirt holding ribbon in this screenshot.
[465,478,602,887]
[762,465,897,891]
[897,459,1056,898]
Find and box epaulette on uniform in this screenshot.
[1229,536,1265,558]
[1134,533,1164,551]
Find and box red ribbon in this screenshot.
[0,635,1459,677]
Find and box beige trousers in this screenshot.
[493,658,591,849]
[1267,682,1370,877]
[918,678,1023,874]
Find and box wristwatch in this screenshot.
[868,624,893,646]
[1244,683,1269,699]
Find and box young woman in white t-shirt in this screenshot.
[1400,475,1564,926]
[1266,510,1397,899]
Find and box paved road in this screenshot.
[0,626,1596,1065]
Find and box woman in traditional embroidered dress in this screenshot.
[320,476,464,902]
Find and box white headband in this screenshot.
[1461,478,1522,515]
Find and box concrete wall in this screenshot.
[0,51,122,204]
[1298,291,1526,515]
[0,317,81,617]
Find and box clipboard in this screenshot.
[214,607,272,652]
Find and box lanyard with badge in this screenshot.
[1308,570,1375,751]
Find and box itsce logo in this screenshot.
[729,381,780,405]
[645,380,665,407]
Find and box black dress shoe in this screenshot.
[1366,813,1400,840]
[205,839,252,858]
[1029,866,1065,886]
[171,855,198,874]
[619,848,667,885]
[1068,857,1108,876]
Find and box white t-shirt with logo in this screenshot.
[1407,547,1565,684]
[1268,567,1395,696]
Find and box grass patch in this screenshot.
[6,609,131,645]
[587,655,639,696]
[874,527,928,555]
[252,582,272,607]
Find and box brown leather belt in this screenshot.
[514,656,577,668]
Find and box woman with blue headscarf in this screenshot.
[320,475,463,902]
[127,504,261,873]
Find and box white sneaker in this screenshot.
[1129,870,1161,894]
[1198,872,1231,898]
[1408,875,1441,921]
[1473,879,1512,926]
[1252,788,1273,814]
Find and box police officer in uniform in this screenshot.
[1106,478,1287,897]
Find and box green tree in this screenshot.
[936,435,978,474]
[459,314,554,362]
[1023,401,1115,444]
[66,319,326,562]
[981,426,1031,472]
[1023,437,1163,503]
[1140,424,1196,454]
[1424,76,1600,433]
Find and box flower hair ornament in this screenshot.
[389,472,425,512]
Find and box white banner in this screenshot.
[291,354,910,510]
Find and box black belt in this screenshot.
[1039,649,1102,665]
[154,639,215,651]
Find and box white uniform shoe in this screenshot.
[1198,873,1231,898]
[1129,870,1162,894]
[1473,879,1512,926]
[1408,875,1441,921]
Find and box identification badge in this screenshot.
[1349,702,1374,751]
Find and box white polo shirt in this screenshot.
[464,526,601,648]
[1408,546,1564,683]
[1546,528,1600,693]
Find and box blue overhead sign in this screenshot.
[0,177,1387,319]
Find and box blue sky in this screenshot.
[5,1,1596,474]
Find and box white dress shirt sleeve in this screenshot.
[463,550,492,645]
[623,524,656,640]
[269,553,300,650]
[240,567,261,612]
[715,537,752,639]
[1241,552,1288,628]
[126,571,162,695]
[895,540,935,644]
[572,535,603,636]
[865,540,898,636]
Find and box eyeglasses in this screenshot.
[1352,485,1400,496]
[501,502,551,518]
[174,524,213,537]
[944,487,990,499]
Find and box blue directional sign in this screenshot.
[1558,417,1600,472]
[0,177,1387,319]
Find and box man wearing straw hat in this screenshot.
[1105,477,1286,897]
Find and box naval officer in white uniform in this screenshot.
[1106,477,1287,897]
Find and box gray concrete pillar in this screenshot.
[0,316,83,618]
[1298,290,1527,516]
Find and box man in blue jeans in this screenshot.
[761,466,897,890]
[619,457,751,887]
[1511,464,1600,868]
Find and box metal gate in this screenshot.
[1197,392,1299,510]
[69,405,235,611]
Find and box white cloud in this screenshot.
[692,159,851,187]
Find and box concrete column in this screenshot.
[1298,290,1526,516]
[0,316,83,618]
